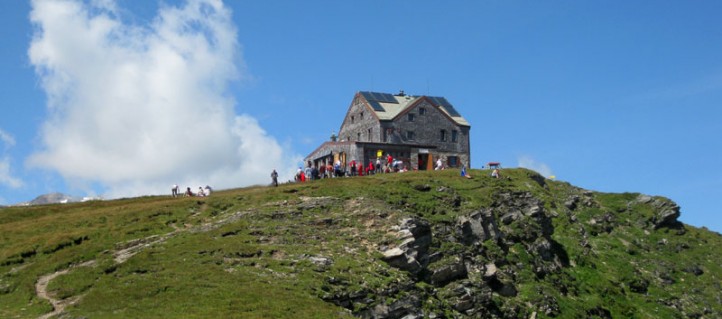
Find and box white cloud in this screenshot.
[0,128,22,189]
[517,155,554,178]
[27,0,297,198]
[0,157,23,189]
[0,128,15,148]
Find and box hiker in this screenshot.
[435,157,444,170]
[393,159,401,172]
[334,160,342,177]
[319,165,326,179]
[491,168,500,179]
[204,185,212,196]
[461,165,472,179]
[326,162,333,178]
[375,158,381,173]
[386,154,393,169]
[350,159,357,176]
[312,166,320,180]
[172,184,179,197]
[271,169,279,186]
[185,187,193,197]
[367,161,375,175]
[197,187,206,197]
[304,165,313,181]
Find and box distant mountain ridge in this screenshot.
[22,192,78,205]
[15,193,101,206]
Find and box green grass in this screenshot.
[0,168,720,318]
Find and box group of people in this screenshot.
[281,154,458,185]
[172,184,212,197]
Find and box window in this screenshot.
[408,113,415,122]
[407,131,415,140]
[368,128,372,141]
[451,130,458,142]
[419,107,426,115]
[447,156,459,168]
[384,128,393,142]
[360,111,364,119]
[351,115,355,123]
[357,132,361,141]
[440,129,447,142]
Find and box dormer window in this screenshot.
[452,130,458,142]
[440,129,447,142]
[408,113,415,122]
[419,107,426,115]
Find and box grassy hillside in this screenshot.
[1,169,720,318]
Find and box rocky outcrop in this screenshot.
[367,190,571,318]
[639,195,683,229]
[381,218,432,274]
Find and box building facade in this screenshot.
[305,91,471,171]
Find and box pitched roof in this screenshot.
[358,91,470,127]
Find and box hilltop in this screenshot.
[1,169,720,318]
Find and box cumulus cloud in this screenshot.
[0,129,15,148]
[27,0,298,198]
[0,128,23,189]
[517,155,554,178]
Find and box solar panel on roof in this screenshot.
[369,101,385,112]
[375,93,397,103]
[361,91,398,104]
[429,96,461,117]
[360,91,401,112]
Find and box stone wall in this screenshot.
[382,99,471,167]
[338,96,380,143]
[313,94,471,169]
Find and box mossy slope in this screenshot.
[0,169,719,318]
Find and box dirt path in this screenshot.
[35,261,95,319]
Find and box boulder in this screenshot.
[382,248,422,274]
[457,209,500,245]
[427,258,468,286]
[645,197,682,229]
[382,218,432,274]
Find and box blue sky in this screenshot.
[0,1,720,233]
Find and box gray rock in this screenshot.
[428,258,468,286]
[381,218,432,274]
[457,209,500,245]
[483,263,497,279]
[645,197,682,229]
[382,248,422,273]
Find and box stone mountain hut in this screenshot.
[304,90,471,171]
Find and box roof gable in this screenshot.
[358,91,470,127]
